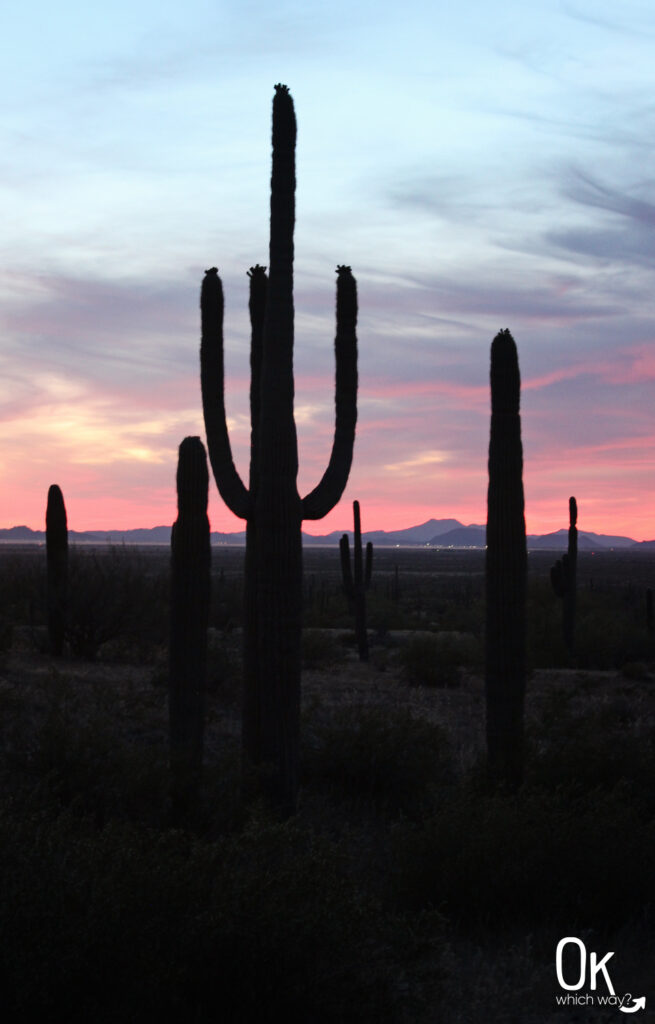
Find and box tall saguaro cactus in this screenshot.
[550,496,578,654]
[485,329,527,788]
[46,484,68,656]
[201,85,358,815]
[340,500,373,661]
[169,437,211,817]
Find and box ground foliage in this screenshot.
[1,545,655,1021]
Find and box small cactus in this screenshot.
[169,437,211,818]
[46,484,68,656]
[485,329,527,789]
[550,496,578,655]
[340,500,373,661]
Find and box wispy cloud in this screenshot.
[383,450,450,474]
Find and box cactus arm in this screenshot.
[301,265,358,520]
[200,267,250,520]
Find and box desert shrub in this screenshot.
[526,689,655,810]
[621,660,651,680]
[574,599,655,670]
[390,781,655,931]
[303,705,453,815]
[204,628,242,699]
[437,593,485,637]
[0,804,439,1023]
[2,674,168,827]
[65,547,168,660]
[302,573,351,629]
[528,578,655,671]
[365,587,407,634]
[301,628,346,669]
[399,631,480,688]
[526,578,568,669]
[210,568,244,630]
[0,663,247,835]
[0,616,12,654]
[0,551,44,631]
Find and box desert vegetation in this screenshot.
[1,541,655,1020]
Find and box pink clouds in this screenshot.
[2,250,655,543]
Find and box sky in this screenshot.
[1,0,655,540]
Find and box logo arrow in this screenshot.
[620,996,646,1014]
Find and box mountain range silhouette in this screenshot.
[1,519,650,549]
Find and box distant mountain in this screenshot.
[429,525,637,550]
[0,525,246,546]
[0,526,40,541]
[303,518,468,547]
[428,526,487,548]
[526,528,635,551]
[369,519,465,545]
[0,519,642,550]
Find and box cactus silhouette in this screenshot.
[46,484,68,656]
[485,329,527,788]
[340,500,372,661]
[550,496,578,654]
[169,437,211,818]
[200,85,358,815]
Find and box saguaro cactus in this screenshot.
[169,436,211,816]
[46,484,68,656]
[340,500,372,661]
[201,85,358,815]
[550,496,578,654]
[485,329,527,788]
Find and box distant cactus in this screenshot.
[169,437,211,816]
[200,86,358,815]
[340,500,373,661]
[550,496,578,654]
[485,329,527,788]
[46,484,68,656]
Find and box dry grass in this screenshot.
[3,545,655,1021]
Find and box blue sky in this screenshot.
[2,0,655,538]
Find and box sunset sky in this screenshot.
[2,0,655,539]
